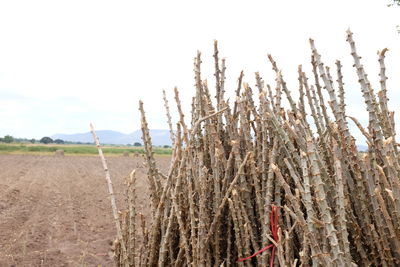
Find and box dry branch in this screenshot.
[97,32,400,267]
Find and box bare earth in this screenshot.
[0,154,170,267]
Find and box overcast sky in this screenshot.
[0,0,399,141]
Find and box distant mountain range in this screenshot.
[52,129,172,146]
[357,144,368,152]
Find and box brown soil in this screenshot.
[0,154,170,267]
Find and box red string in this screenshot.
[237,205,279,267]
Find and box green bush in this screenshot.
[3,135,14,143]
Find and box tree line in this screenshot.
[0,135,173,148]
[0,135,65,144]
[0,135,175,148]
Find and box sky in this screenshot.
[0,0,399,141]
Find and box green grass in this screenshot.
[0,143,172,155]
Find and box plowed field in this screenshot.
[0,154,169,266]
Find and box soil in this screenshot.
[0,154,170,267]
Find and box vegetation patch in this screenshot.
[0,143,172,155]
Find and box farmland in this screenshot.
[0,154,169,266]
[0,143,172,156]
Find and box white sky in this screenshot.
[0,0,399,141]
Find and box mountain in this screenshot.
[52,129,172,146]
[356,144,368,152]
[128,129,172,146]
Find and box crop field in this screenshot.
[0,154,169,266]
[0,144,172,156]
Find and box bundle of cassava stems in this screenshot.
[109,31,400,266]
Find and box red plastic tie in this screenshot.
[237,205,279,267]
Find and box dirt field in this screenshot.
[0,154,170,267]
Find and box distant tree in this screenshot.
[163,145,171,148]
[54,139,65,144]
[40,137,53,144]
[30,138,36,143]
[3,135,14,143]
[133,142,142,147]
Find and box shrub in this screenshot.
[40,137,53,144]
[2,135,14,143]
